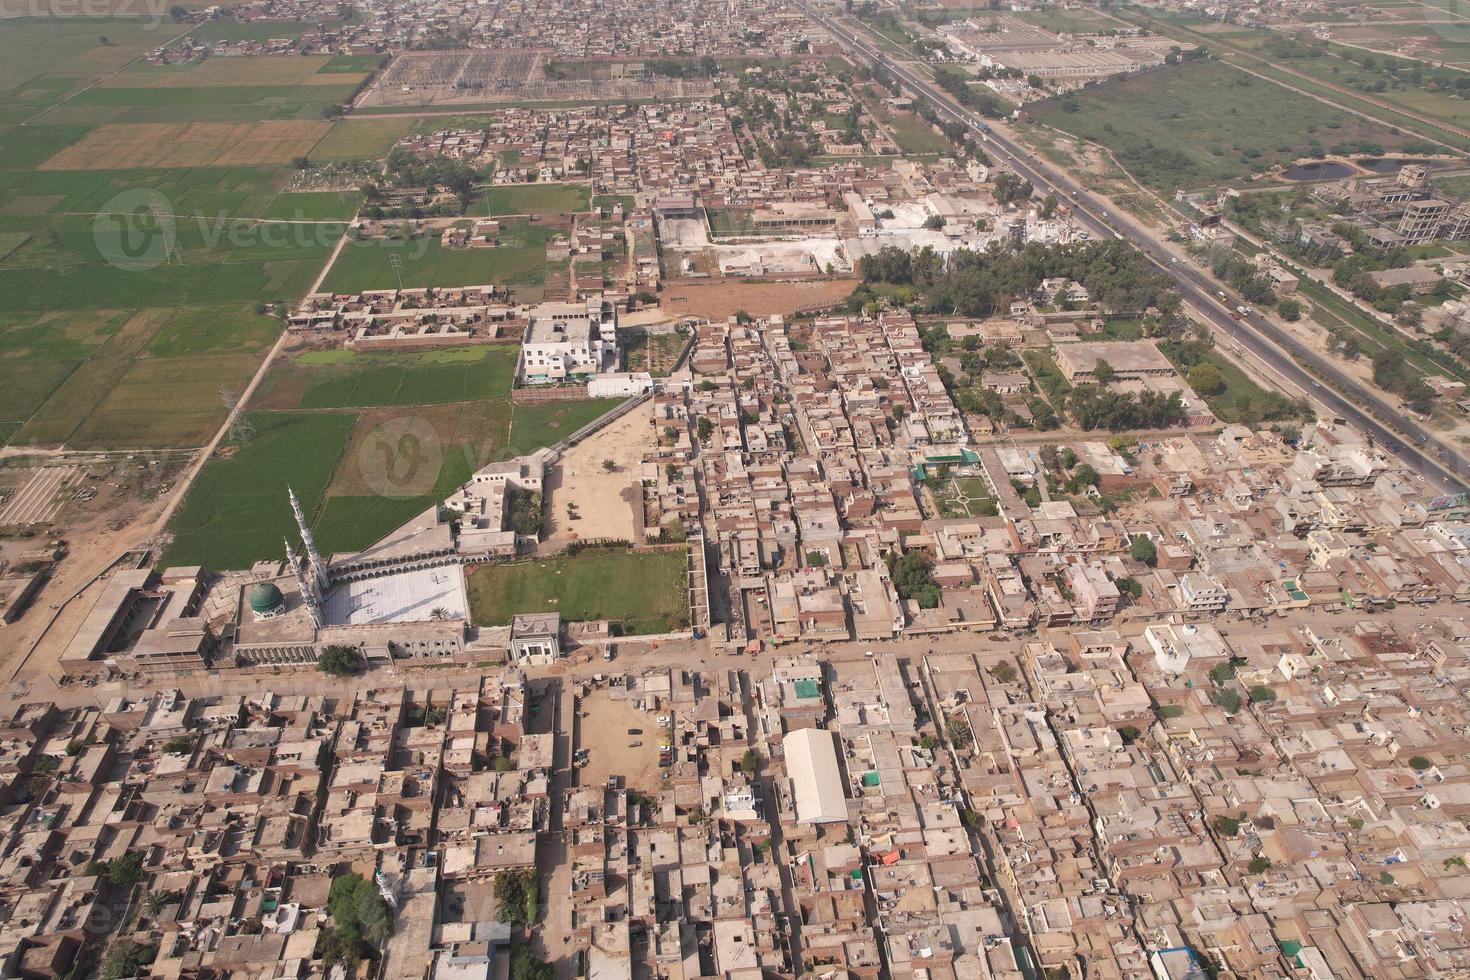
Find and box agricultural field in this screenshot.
[167,341,635,566]
[251,346,519,411]
[321,221,558,294]
[477,183,592,216]
[39,121,334,170]
[311,118,417,161]
[0,18,191,125]
[0,305,282,449]
[1030,60,1423,192]
[0,212,334,313]
[465,546,690,635]
[263,190,363,221]
[159,411,358,570]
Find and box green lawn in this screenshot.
[507,398,625,455]
[466,547,690,635]
[934,475,996,518]
[1022,349,1071,406]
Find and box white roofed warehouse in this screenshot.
[782,727,848,825]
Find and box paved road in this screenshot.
[802,3,1468,494]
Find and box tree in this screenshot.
[318,645,360,676]
[291,155,312,170]
[1130,535,1157,566]
[88,851,147,888]
[1210,688,1242,714]
[141,891,169,920]
[1408,755,1432,771]
[945,716,973,748]
[1211,814,1243,837]
[494,870,540,924]
[329,872,393,946]
[738,749,760,776]
[1092,359,1115,385]
[602,458,618,473]
[886,550,940,608]
[507,487,544,537]
[697,417,715,442]
[1247,856,1271,874]
[923,213,946,230]
[988,662,1016,684]
[1186,362,1225,395]
[1248,685,1277,703]
[1276,298,1302,321]
[511,946,553,980]
[163,735,195,755]
[100,943,156,980]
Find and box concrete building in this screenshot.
[519,296,619,384]
[1054,341,1176,384]
[782,727,848,824]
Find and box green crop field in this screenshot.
[3,305,281,448]
[1030,60,1421,192]
[254,346,519,411]
[160,411,357,570]
[321,222,555,293]
[311,119,416,161]
[476,183,591,216]
[466,547,690,635]
[166,339,633,565]
[263,191,362,222]
[0,213,333,312]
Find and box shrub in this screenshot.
[1247,856,1271,874]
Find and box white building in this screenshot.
[1178,573,1229,613]
[783,728,848,825]
[519,296,619,384]
[587,372,654,398]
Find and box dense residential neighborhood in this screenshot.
[13,0,1470,978]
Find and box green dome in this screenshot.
[248,582,285,615]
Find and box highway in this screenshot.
[800,1,1468,493]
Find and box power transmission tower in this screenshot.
[389,252,404,291]
[221,388,255,442]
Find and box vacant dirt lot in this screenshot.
[575,686,664,795]
[661,278,858,320]
[540,403,651,551]
[41,121,333,170]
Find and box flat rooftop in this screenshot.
[323,565,468,626]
